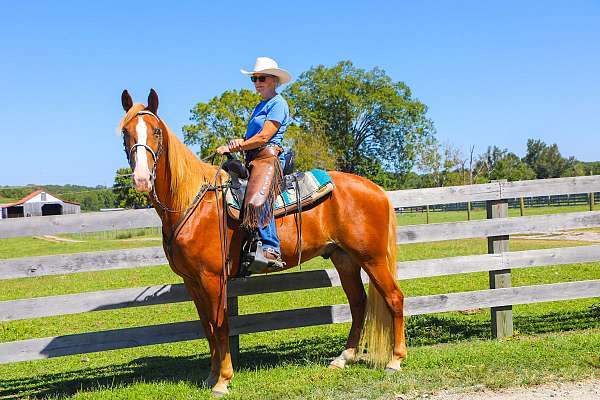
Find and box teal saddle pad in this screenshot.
[225,169,335,218]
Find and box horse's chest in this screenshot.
[167,238,220,278]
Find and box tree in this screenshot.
[283,61,435,180]
[61,189,117,211]
[476,146,535,182]
[112,167,149,209]
[283,125,337,171]
[416,138,462,187]
[182,89,338,170]
[183,89,261,158]
[524,139,576,178]
[490,153,536,181]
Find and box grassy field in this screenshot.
[0,207,599,399]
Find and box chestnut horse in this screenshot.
[118,89,406,396]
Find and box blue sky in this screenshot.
[1,1,599,187]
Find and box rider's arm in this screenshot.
[229,120,281,152]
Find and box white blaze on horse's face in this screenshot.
[132,116,153,192]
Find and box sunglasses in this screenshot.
[250,75,268,83]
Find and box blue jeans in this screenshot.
[258,216,280,253]
[256,155,285,254]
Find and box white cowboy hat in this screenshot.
[241,57,292,85]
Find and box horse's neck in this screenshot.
[151,124,213,230]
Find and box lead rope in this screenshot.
[212,159,232,316]
[294,175,303,269]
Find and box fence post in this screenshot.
[467,201,471,220]
[591,192,595,212]
[228,296,240,367]
[519,197,525,216]
[486,181,513,339]
[426,204,430,224]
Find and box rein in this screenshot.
[124,111,232,282]
[125,111,217,214]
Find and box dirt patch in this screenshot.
[415,379,600,400]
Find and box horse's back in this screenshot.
[327,170,391,216]
[278,170,392,265]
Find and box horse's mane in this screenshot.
[164,121,223,211]
[118,103,224,211]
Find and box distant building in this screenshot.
[0,190,80,219]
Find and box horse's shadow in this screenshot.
[2,305,598,398]
[0,335,346,399]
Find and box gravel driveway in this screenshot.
[417,379,600,400]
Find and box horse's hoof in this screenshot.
[212,389,229,399]
[384,367,401,375]
[212,382,229,397]
[329,357,345,369]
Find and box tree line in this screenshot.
[4,60,594,211]
[181,60,595,191]
[412,139,598,190]
[183,60,435,189]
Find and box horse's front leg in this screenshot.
[184,278,220,387]
[199,273,234,397]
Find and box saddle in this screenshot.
[223,160,335,221]
[221,153,334,277]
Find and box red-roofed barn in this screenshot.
[0,190,80,219]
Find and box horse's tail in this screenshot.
[359,196,398,368]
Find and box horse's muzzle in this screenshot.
[133,173,153,193]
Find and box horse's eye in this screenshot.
[153,128,161,137]
[122,129,128,136]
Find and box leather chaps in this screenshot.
[242,146,283,229]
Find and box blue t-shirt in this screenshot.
[245,94,290,148]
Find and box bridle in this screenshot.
[121,109,232,281]
[121,110,227,232]
[121,110,175,213]
[123,110,162,174]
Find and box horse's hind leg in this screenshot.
[329,249,366,369]
[362,260,407,371]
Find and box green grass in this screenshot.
[1,327,598,399]
[397,204,591,225]
[1,207,600,399]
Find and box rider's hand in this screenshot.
[228,139,245,152]
[216,145,230,155]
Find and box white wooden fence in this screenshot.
[1,175,600,364]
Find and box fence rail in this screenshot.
[3,176,600,240]
[3,244,600,322]
[3,213,600,280]
[1,175,600,364]
[387,175,600,208]
[2,280,599,364]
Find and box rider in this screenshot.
[217,57,291,268]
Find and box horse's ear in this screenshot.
[121,90,133,112]
[147,88,159,115]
